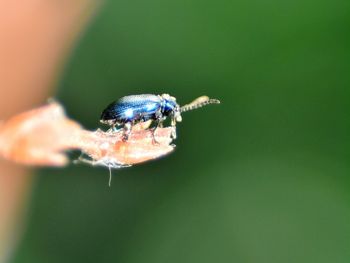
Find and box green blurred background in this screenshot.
[13,0,350,262]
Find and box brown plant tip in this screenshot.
[76,127,175,168]
[0,102,175,168]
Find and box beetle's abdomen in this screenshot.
[101,94,161,124]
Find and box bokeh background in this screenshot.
[10,0,350,262]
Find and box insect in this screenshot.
[100,94,220,140]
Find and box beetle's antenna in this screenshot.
[180,96,220,113]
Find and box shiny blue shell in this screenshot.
[100,94,177,124]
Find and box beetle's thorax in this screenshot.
[159,94,182,122]
[159,94,176,113]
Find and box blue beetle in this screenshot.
[100,94,220,140]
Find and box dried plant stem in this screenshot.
[0,102,175,169]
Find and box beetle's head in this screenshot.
[160,94,182,122]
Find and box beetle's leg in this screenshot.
[170,117,177,139]
[151,120,161,144]
[107,124,118,133]
[122,122,132,141]
[151,117,166,144]
[105,121,119,133]
[150,110,163,144]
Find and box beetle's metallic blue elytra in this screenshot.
[101,94,180,125]
[100,94,220,140]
